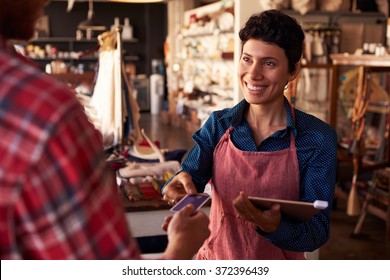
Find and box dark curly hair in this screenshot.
[239,9,304,73]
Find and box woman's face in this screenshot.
[238,39,298,106]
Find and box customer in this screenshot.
[0,0,209,260]
[163,9,337,260]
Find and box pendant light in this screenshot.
[108,0,165,3]
[77,0,107,31]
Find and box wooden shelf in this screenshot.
[31,37,139,43]
[182,29,234,38]
[31,55,139,62]
[331,54,390,67]
[25,36,141,72]
[51,72,96,88]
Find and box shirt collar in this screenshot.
[224,97,297,137]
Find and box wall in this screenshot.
[43,0,167,75]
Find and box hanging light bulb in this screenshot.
[77,0,107,31]
[108,0,165,3]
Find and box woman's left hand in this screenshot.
[233,192,281,233]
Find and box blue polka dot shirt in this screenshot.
[179,97,338,252]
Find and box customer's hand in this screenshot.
[233,192,281,233]
[162,205,210,259]
[163,172,197,205]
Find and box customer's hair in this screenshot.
[239,9,304,73]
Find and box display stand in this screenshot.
[90,27,142,147]
[330,54,390,168]
[330,54,390,217]
[352,168,390,242]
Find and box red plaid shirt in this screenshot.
[0,48,141,259]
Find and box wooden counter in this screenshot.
[119,189,170,238]
[120,188,170,212]
[120,189,211,238]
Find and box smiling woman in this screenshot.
[0,0,210,260]
[162,9,338,260]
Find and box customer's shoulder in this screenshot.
[2,53,79,110]
[0,52,85,137]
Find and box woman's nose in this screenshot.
[247,63,263,80]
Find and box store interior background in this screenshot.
[24,0,390,259]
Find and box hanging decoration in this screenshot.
[347,66,371,216]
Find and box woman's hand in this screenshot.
[163,172,197,206]
[233,192,281,233]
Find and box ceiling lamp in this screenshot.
[108,0,165,3]
[78,0,107,31]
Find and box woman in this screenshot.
[163,10,337,260]
[0,0,210,260]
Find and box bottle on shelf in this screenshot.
[122,17,133,40]
[111,17,120,31]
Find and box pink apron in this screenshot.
[197,112,304,260]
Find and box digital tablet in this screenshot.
[248,196,328,222]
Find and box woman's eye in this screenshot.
[264,61,276,67]
[242,56,251,62]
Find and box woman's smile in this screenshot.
[246,82,267,92]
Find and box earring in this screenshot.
[284,82,289,90]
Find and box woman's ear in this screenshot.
[289,62,301,81]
